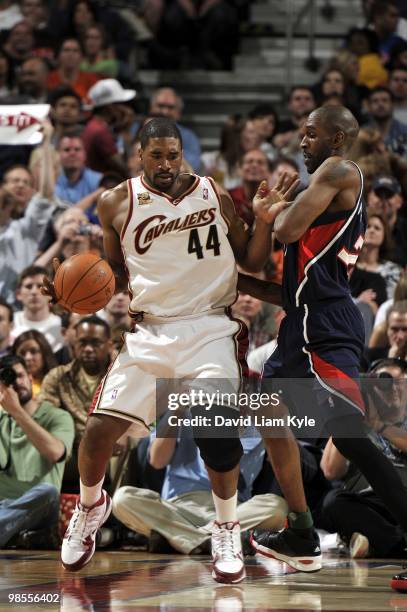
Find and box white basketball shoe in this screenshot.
[61,490,112,571]
[211,521,246,584]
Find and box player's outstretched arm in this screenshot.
[97,184,130,293]
[274,158,358,244]
[237,273,282,306]
[217,174,298,272]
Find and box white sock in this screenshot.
[212,491,238,524]
[80,478,104,508]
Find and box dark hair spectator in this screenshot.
[47,37,100,104]
[201,115,262,189]
[12,329,57,397]
[356,212,402,299]
[387,39,407,70]
[80,24,118,79]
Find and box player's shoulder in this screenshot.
[99,180,129,206]
[315,157,359,186]
[97,180,129,220]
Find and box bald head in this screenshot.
[310,106,359,145]
[302,106,360,173]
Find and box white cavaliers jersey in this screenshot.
[121,174,237,318]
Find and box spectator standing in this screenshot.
[12,266,63,352]
[0,121,56,303]
[0,354,74,548]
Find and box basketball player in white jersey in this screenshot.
[43,118,298,582]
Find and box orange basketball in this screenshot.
[54,253,116,314]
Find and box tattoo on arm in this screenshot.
[324,162,350,183]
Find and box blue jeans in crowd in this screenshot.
[0,483,59,547]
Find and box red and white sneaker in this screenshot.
[61,490,112,571]
[211,521,246,584]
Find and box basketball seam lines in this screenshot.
[64,258,103,303]
[71,272,115,306]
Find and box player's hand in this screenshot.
[40,258,60,304]
[253,173,300,224]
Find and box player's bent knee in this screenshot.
[194,436,243,472]
[84,414,129,451]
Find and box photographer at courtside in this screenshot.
[319,358,407,558]
[0,354,74,548]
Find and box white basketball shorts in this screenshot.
[90,309,248,437]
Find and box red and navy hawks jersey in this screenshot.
[282,161,365,311]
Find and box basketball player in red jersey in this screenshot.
[42,117,298,583]
[239,106,407,584]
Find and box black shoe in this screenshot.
[16,527,60,550]
[241,530,255,557]
[391,571,407,592]
[250,527,322,572]
[148,530,178,554]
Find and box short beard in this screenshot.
[18,390,32,405]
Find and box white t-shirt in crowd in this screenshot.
[12,311,63,352]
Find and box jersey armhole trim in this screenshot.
[120,179,134,241]
[207,176,231,231]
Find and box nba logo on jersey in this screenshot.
[110,388,119,400]
[203,187,208,200]
[137,192,152,205]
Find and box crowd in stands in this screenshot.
[0,0,406,559]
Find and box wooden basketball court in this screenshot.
[0,549,405,611]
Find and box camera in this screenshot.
[0,366,17,386]
[365,371,394,393]
[79,224,92,236]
